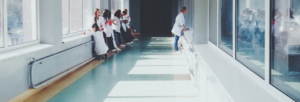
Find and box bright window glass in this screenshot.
[7,0,36,46]
[271,0,300,101]
[83,0,93,31]
[62,0,69,35]
[236,0,265,78]
[219,0,233,55]
[70,0,83,33]
[0,1,2,48]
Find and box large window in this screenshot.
[62,0,69,35]
[0,0,38,50]
[219,0,233,55]
[271,0,300,101]
[7,0,37,46]
[62,0,83,35]
[209,0,218,45]
[236,0,265,78]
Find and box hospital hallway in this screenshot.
[25,37,201,102]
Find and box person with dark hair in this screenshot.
[121,11,134,45]
[94,8,106,43]
[85,23,108,60]
[112,10,124,47]
[172,6,187,53]
[102,10,121,52]
[123,9,138,42]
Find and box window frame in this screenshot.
[0,0,40,53]
[62,0,84,37]
[207,0,295,101]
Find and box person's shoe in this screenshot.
[174,51,181,54]
[112,49,118,52]
[120,44,126,48]
[126,42,132,46]
[116,48,121,51]
[133,39,138,42]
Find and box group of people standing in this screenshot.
[86,8,138,60]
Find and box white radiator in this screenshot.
[29,41,94,89]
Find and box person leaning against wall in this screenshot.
[172,7,187,53]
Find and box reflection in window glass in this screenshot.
[0,1,2,48]
[219,0,233,55]
[111,0,121,14]
[62,0,69,35]
[83,0,93,31]
[236,0,265,78]
[7,0,36,46]
[70,0,83,33]
[209,0,218,45]
[271,0,300,101]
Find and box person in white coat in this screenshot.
[112,10,123,47]
[172,7,187,52]
[102,10,121,52]
[85,23,108,60]
[124,9,138,42]
[94,8,106,43]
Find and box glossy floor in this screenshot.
[45,37,199,102]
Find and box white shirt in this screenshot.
[125,15,131,28]
[86,31,108,55]
[112,16,121,33]
[95,16,104,27]
[102,17,114,37]
[172,12,185,36]
[121,16,128,32]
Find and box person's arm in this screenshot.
[182,25,186,31]
[180,14,186,31]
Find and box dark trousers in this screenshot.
[103,32,107,43]
[114,30,122,45]
[121,26,131,42]
[107,37,115,50]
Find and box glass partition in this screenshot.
[271,0,300,101]
[219,0,233,55]
[236,0,265,78]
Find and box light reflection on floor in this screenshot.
[48,37,200,102]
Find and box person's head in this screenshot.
[181,7,187,14]
[114,10,121,19]
[102,9,109,19]
[124,9,128,14]
[94,8,100,19]
[107,10,111,19]
[122,11,127,16]
[92,23,99,32]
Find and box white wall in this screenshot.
[0,0,99,101]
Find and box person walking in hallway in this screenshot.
[172,7,187,53]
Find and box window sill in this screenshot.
[0,44,54,61]
[193,44,279,102]
[62,34,91,44]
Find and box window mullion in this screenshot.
[69,0,71,34]
[3,0,7,48]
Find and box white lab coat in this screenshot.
[172,12,185,36]
[86,31,108,55]
[112,16,121,33]
[102,17,118,48]
[121,16,128,32]
[125,15,131,28]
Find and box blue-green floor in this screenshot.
[48,37,198,102]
